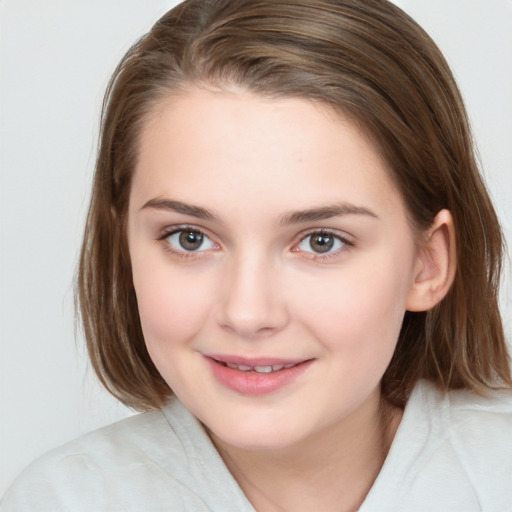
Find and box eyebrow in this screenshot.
[279,203,378,225]
[141,198,217,221]
[141,198,378,224]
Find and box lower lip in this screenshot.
[206,358,313,396]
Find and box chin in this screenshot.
[206,415,309,452]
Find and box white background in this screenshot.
[1,0,511,497]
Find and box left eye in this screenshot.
[297,232,346,254]
[166,229,216,252]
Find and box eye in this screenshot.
[296,231,348,254]
[165,228,216,253]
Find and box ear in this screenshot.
[406,209,457,312]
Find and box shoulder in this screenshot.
[418,379,512,446]
[412,380,512,470]
[395,381,512,510]
[436,383,512,480]
[7,404,182,479]
[1,399,251,512]
[1,408,166,510]
[363,381,512,512]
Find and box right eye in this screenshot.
[164,228,217,253]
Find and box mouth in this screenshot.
[205,355,314,395]
[214,360,302,374]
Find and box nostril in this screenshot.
[219,322,278,338]
[256,326,276,335]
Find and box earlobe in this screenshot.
[406,209,457,312]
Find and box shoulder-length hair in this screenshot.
[77,0,511,410]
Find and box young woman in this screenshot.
[2,0,511,510]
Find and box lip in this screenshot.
[206,354,307,367]
[205,354,314,396]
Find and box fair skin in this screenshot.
[127,87,455,511]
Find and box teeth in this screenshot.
[254,366,273,373]
[223,362,296,373]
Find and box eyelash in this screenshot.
[157,226,353,261]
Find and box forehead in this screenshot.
[132,88,405,221]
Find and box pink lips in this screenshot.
[205,355,314,396]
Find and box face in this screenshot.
[127,88,421,451]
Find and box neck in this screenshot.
[210,389,402,512]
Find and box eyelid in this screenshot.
[296,227,354,244]
[157,223,213,240]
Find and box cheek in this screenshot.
[132,263,214,352]
[290,252,412,357]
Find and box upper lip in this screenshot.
[205,354,311,367]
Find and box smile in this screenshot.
[220,361,299,373]
[206,356,314,395]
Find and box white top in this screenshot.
[2,380,512,511]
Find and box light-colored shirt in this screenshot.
[2,380,512,511]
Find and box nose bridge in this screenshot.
[217,248,288,337]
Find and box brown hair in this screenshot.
[77,0,511,410]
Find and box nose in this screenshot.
[216,252,289,339]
